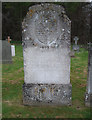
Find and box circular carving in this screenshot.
[33,10,60,46]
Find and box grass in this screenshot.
[2,44,91,119]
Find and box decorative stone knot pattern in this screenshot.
[35,10,59,46]
[23,83,72,105]
[22,3,71,48]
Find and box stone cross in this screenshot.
[7,36,11,43]
[74,36,79,45]
[22,3,72,106]
[73,36,79,52]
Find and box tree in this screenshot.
[2,2,91,44]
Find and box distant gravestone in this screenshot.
[0,40,12,64]
[73,36,79,52]
[22,3,72,105]
[0,40,2,64]
[88,42,92,49]
[6,36,15,57]
[7,36,11,43]
[11,45,15,57]
[85,45,92,107]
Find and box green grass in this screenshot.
[2,45,91,118]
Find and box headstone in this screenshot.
[85,45,92,107]
[11,45,15,56]
[73,36,79,52]
[88,42,92,49]
[0,40,12,64]
[22,3,72,106]
[6,36,15,57]
[0,40,2,64]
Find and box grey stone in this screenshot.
[85,93,92,107]
[74,36,79,45]
[85,47,92,107]
[0,40,2,64]
[88,42,92,50]
[22,3,72,105]
[11,45,15,56]
[0,40,12,64]
[73,45,79,52]
[69,50,75,57]
[23,83,72,106]
[73,36,79,52]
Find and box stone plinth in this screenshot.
[23,83,72,106]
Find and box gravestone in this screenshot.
[88,42,92,49]
[73,36,79,52]
[11,45,15,56]
[0,40,2,64]
[85,46,92,107]
[22,3,72,105]
[0,40,12,64]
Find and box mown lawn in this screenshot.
[2,44,91,118]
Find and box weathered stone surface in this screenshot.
[73,36,79,52]
[73,45,79,52]
[23,83,72,106]
[0,40,2,64]
[22,3,72,105]
[23,47,70,84]
[85,93,92,107]
[85,47,92,107]
[22,3,71,84]
[22,4,70,48]
[0,40,12,64]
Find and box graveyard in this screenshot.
[1,2,92,119]
[2,44,91,118]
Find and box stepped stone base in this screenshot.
[23,83,72,106]
[85,93,92,107]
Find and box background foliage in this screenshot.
[2,2,91,44]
